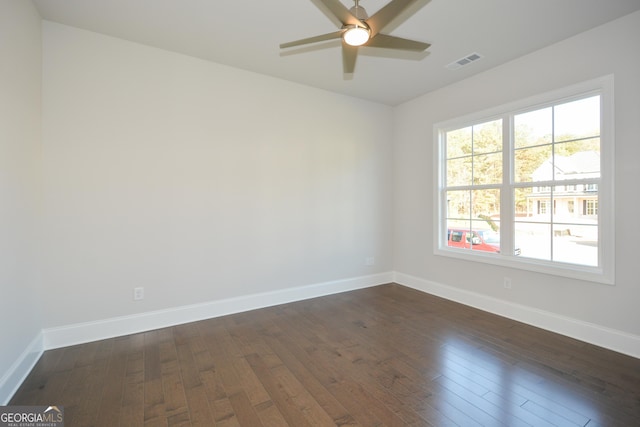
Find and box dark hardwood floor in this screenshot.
[10,284,640,426]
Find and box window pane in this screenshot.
[476,224,501,253]
[446,127,472,158]
[554,96,600,142]
[447,157,472,186]
[446,189,500,256]
[553,224,598,266]
[472,189,500,219]
[475,222,500,238]
[473,120,502,154]
[515,186,598,263]
[555,138,600,156]
[446,220,471,250]
[514,187,530,217]
[446,190,471,220]
[473,153,502,185]
[514,145,552,182]
[515,187,551,221]
[515,222,551,261]
[552,188,598,224]
[445,221,500,255]
[553,184,598,221]
[446,220,471,234]
[515,107,552,148]
[553,140,600,180]
[485,222,521,257]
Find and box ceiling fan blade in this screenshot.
[318,0,361,26]
[366,0,420,36]
[366,33,430,51]
[342,44,358,73]
[280,31,344,49]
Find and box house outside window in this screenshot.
[435,76,614,284]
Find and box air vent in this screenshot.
[446,52,483,70]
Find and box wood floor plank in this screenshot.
[10,284,640,426]
[181,384,214,426]
[175,336,218,426]
[119,347,146,427]
[328,378,418,427]
[167,410,192,427]
[66,351,111,426]
[253,400,291,427]
[159,338,189,421]
[433,374,529,427]
[228,391,264,427]
[246,352,330,427]
[210,397,241,427]
[482,391,557,427]
[91,335,132,426]
[253,327,361,426]
[143,330,166,424]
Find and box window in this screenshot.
[538,200,548,215]
[435,76,614,284]
[584,200,598,216]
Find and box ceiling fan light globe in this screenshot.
[343,27,370,46]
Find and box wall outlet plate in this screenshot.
[133,287,144,300]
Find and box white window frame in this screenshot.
[434,75,615,284]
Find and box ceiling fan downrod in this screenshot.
[349,0,369,21]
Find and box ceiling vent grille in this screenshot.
[446,52,483,70]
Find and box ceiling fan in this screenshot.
[280,0,431,74]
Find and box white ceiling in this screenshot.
[33,0,640,106]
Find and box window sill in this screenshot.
[434,246,614,285]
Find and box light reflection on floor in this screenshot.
[434,338,603,426]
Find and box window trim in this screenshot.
[433,75,615,285]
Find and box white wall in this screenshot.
[41,21,394,329]
[0,0,43,403]
[393,11,640,337]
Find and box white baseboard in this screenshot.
[43,272,395,350]
[394,271,640,359]
[0,332,43,405]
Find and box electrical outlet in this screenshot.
[503,277,512,289]
[133,287,144,301]
[365,257,375,266]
